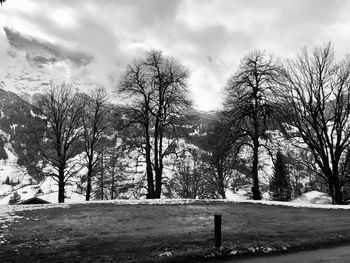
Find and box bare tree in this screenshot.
[171,149,205,199]
[119,71,155,198]
[118,50,192,198]
[225,51,281,200]
[281,43,350,204]
[105,143,129,199]
[37,84,84,203]
[82,88,109,201]
[196,114,241,198]
[94,140,107,200]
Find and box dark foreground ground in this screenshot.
[225,244,350,263]
[1,201,350,262]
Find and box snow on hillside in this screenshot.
[0,145,87,204]
[0,176,86,205]
[0,144,31,183]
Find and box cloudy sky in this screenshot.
[1,0,350,111]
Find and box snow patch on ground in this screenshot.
[293,191,332,204]
[17,195,343,210]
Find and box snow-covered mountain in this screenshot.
[0,27,100,102]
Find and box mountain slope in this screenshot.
[0,27,98,102]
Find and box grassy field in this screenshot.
[1,201,350,262]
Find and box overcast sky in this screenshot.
[1,0,350,111]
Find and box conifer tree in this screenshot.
[4,176,10,185]
[269,151,292,201]
[0,137,8,160]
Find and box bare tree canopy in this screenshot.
[118,50,192,198]
[37,83,85,203]
[225,51,281,200]
[281,43,350,204]
[82,88,110,201]
[196,114,242,199]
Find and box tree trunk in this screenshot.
[154,161,162,198]
[111,157,115,200]
[325,170,343,204]
[111,172,115,200]
[145,119,155,199]
[218,185,226,199]
[333,176,343,204]
[100,149,104,200]
[155,125,165,199]
[154,116,162,199]
[154,146,162,199]
[216,164,226,199]
[251,85,262,200]
[58,168,65,203]
[334,188,343,204]
[145,143,155,199]
[85,163,93,201]
[252,138,261,200]
[155,170,162,198]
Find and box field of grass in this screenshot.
[1,201,350,262]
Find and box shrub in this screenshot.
[8,191,21,205]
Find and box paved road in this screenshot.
[225,245,350,263]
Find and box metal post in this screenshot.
[214,214,221,248]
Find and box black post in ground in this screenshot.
[214,214,221,248]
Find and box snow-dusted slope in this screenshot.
[0,27,99,102]
[0,142,86,204]
[0,27,103,204]
[0,142,32,184]
[0,176,86,205]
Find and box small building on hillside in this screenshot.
[19,196,51,205]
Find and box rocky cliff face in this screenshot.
[0,27,98,102]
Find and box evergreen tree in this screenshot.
[0,137,8,160]
[4,176,10,185]
[269,151,292,201]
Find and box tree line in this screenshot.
[223,43,350,204]
[31,44,350,204]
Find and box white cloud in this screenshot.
[50,8,78,29]
[1,0,350,110]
